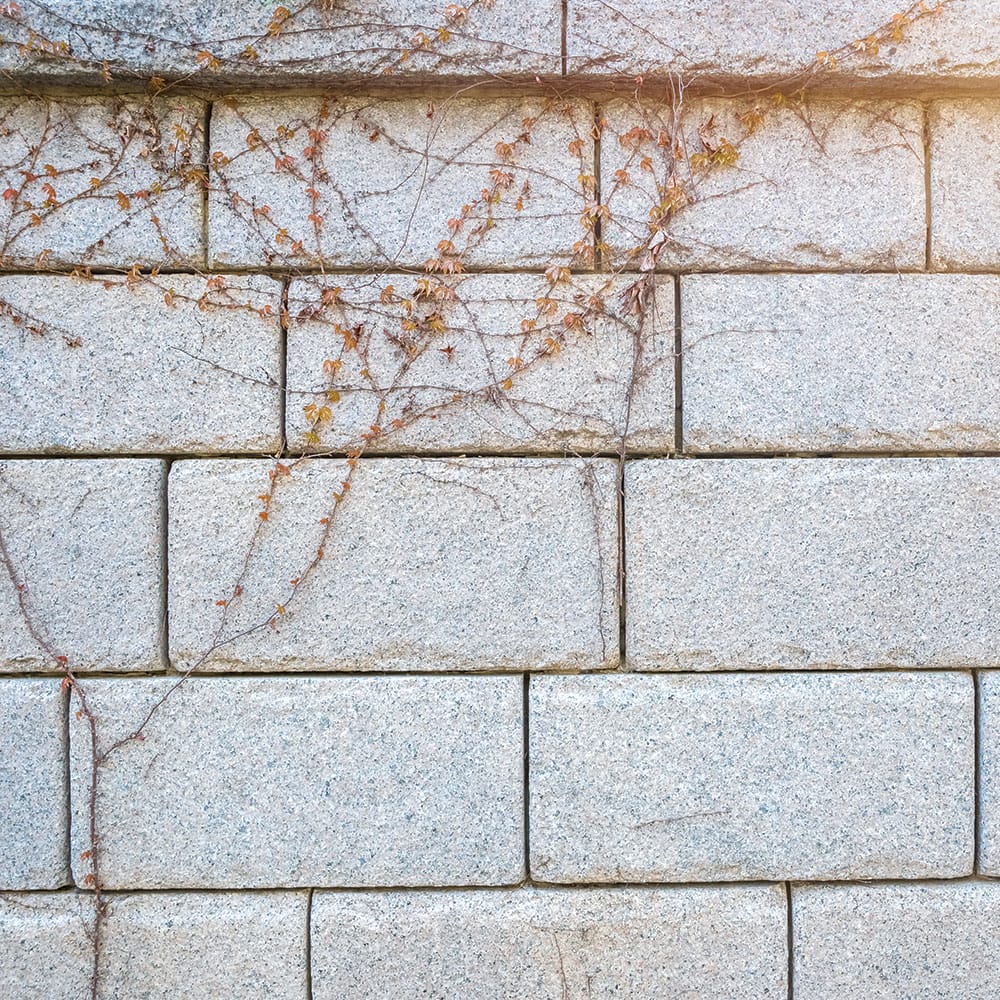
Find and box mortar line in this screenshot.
[522,673,531,880]
[8,874,999,898]
[279,279,290,456]
[159,458,175,675]
[974,669,982,873]
[673,274,682,453]
[923,101,932,271]
[593,99,602,270]
[560,0,568,77]
[201,101,212,269]
[305,887,314,1000]
[0,666,979,681]
[616,454,626,667]
[785,882,794,1000]
[4,264,1000,278]
[9,449,1000,462]
[62,679,73,886]
[6,76,1000,103]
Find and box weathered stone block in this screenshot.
[209,96,593,268]
[977,671,1000,875]
[793,882,1000,999]
[626,458,1000,670]
[567,0,1000,84]
[169,458,617,672]
[286,273,674,454]
[529,673,972,882]
[0,680,68,889]
[311,885,787,999]
[681,274,1000,452]
[600,97,924,270]
[0,275,282,454]
[0,1,561,83]
[0,892,90,1000]
[70,676,523,888]
[0,96,205,267]
[930,100,1000,269]
[0,890,307,999]
[0,460,163,673]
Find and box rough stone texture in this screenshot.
[169,458,617,672]
[286,273,674,454]
[0,1,561,82]
[930,99,1000,269]
[793,882,1000,999]
[209,95,593,268]
[601,97,924,270]
[625,458,1000,670]
[681,274,1000,452]
[0,892,91,1000]
[0,96,205,268]
[0,890,307,1000]
[0,680,68,889]
[978,671,1000,874]
[0,275,282,454]
[69,676,523,888]
[567,0,1000,84]
[0,460,163,673]
[311,885,788,999]
[529,673,973,882]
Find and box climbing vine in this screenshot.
[0,1,957,996]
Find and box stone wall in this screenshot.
[3,1,1000,997]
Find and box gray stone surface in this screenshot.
[0,96,204,267]
[930,100,1000,269]
[625,458,1000,670]
[601,97,924,270]
[70,676,523,888]
[0,890,307,1000]
[209,96,592,268]
[169,458,617,672]
[311,885,787,999]
[567,0,1000,84]
[978,671,1000,874]
[0,892,91,1000]
[681,274,1000,452]
[0,1,561,82]
[287,273,674,454]
[0,680,68,889]
[0,275,282,454]
[793,882,1000,999]
[529,673,972,882]
[0,460,163,673]
[100,891,307,999]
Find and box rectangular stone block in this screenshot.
[0,275,282,454]
[311,885,787,999]
[793,882,1000,1000]
[0,890,307,1000]
[930,100,1000,268]
[978,671,1000,874]
[0,1,561,82]
[0,460,163,673]
[626,458,1000,670]
[529,673,972,882]
[0,96,205,268]
[681,274,1000,452]
[209,96,593,268]
[568,0,1000,84]
[0,680,68,889]
[286,273,674,454]
[600,97,924,270]
[169,458,617,672]
[70,676,523,888]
